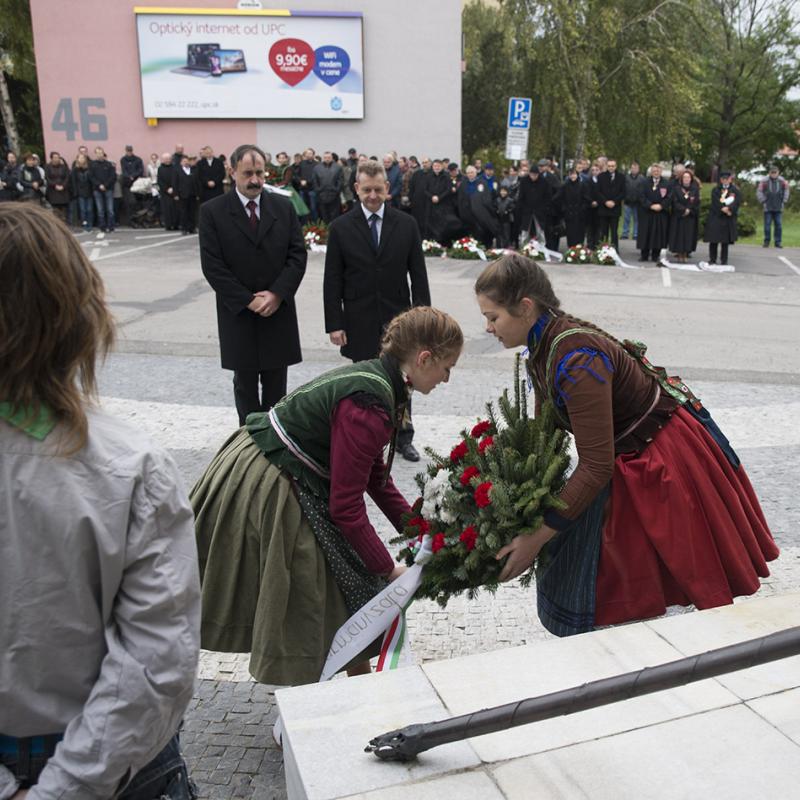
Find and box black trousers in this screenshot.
[318,199,340,223]
[178,197,196,233]
[599,215,620,248]
[233,368,287,427]
[708,242,729,264]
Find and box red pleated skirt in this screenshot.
[595,406,779,626]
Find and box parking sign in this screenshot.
[507,97,532,130]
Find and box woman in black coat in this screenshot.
[556,168,591,246]
[668,170,700,262]
[703,172,740,265]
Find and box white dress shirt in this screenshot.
[361,202,384,244]
[236,187,260,219]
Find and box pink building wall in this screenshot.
[30,0,256,162]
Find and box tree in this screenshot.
[462,2,525,160]
[689,0,800,172]
[0,0,41,154]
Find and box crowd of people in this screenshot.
[0,143,791,263]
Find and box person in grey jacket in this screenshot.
[311,151,343,223]
[756,165,790,248]
[622,161,647,240]
[0,202,201,800]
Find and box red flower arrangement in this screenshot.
[474,481,493,508]
[431,533,447,553]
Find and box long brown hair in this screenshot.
[0,203,115,453]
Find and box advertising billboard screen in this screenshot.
[135,7,364,119]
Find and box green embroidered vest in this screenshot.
[247,359,402,499]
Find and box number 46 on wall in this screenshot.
[51,98,108,140]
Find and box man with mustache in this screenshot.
[199,144,307,424]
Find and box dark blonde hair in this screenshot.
[356,159,387,182]
[0,203,115,453]
[380,307,463,363]
[474,253,561,315]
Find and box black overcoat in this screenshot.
[637,178,672,251]
[669,183,700,253]
[555,179,591,246]
[199,189,307,371]
[704,184,741,244]
[323,205,431,362]
[595,170,626,218]
[197,157,226,203]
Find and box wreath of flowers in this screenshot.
[564,244,592,264]
[302,222,329,250]
[520,239,544,259]
[446,236,484,260]
[594,244,617,265]
[486,247,513,261]
[392,356,570,606]
[421,239,446,257]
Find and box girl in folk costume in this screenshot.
[668,169,701,262]
[191,307,463,685]
[704,171,741,265]
[637,163,672,262]
[475,254,778,636]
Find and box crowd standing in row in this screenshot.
[0,144,790,264]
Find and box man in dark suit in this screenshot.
[323,159,431,461]
[173,154,199,235]
[595,158,626,248]
[197,146,226,204]
[200,144,307,425]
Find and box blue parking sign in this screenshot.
[507,97,532,130]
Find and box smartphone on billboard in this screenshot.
[209,55,222,77]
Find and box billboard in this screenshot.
[134,7,364,119]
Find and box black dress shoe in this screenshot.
[399,443,420,462]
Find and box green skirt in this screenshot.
[191,428,377,686]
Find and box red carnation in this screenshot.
[478,435,494,453]
[450,440,469,463]
[471,420,492,438]
[408,516,430,535]
[431,533,446,553]
[460,465,480,486]
[459,525,478,551]
[474,481,493,508]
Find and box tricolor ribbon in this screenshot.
[273,536,433,746]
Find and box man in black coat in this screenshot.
[637,163,672,262]
[323,159,431,461]
[196,146,226,204]
[200,144,307,425]
[595,158,626,247]
[173,155,199,234]
[157,152,179,231]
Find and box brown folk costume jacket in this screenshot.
[526,313,679,528]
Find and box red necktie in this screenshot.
[246,200,258,231]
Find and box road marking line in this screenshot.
[661,267,672,287]
[89,247,101,261]
[778,256,800,276]
[92,235,192,262]
[134,232,183,240]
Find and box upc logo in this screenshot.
[330,96,343,111]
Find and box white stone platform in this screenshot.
[276,593,800,799]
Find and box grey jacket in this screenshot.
[756,177,790,211]
[625,172,647,204]
[0,408,201,799]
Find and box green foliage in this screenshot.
[392,354,570,607]
[462,0,799,172]
[0,0,41,153]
